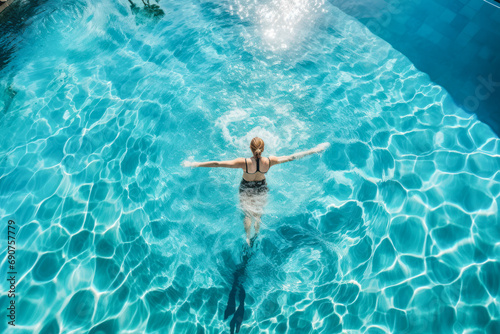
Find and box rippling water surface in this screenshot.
[1,0,499,333]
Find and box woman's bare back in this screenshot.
[242,156,271,181]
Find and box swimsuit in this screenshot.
[239,179,268,195]
[244,157,270,175]
[239,157,269,195]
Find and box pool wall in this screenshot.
[330,0,500,134]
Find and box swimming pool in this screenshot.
[0,0,499,333]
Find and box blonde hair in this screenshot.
[250,137,265,158]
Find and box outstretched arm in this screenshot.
[269,142,330,166]
[183,158,246,169]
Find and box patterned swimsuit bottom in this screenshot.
[239,179,269,196]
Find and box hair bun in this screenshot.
[250,137,265,157]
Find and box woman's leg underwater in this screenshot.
[253,213,261,235]
[250,192,267,246]
[254,189,267,235]
[244,215,252,246]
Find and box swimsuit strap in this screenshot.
[256,157,260,172]
[245,158,248,173]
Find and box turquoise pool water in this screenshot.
[1,0,499,333]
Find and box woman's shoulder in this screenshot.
[266,156,277,167]
[234,157,247,167]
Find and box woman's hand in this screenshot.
[313,142,330,153]
[182,161,198,167]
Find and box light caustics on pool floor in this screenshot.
[0,0,499,333]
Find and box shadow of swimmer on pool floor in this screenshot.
[183,138,330,246]
[223,245,254,333]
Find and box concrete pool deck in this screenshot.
[0,0,15,15]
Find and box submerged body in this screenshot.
[239,156,271,245]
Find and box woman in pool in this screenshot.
[184,138,330,246]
